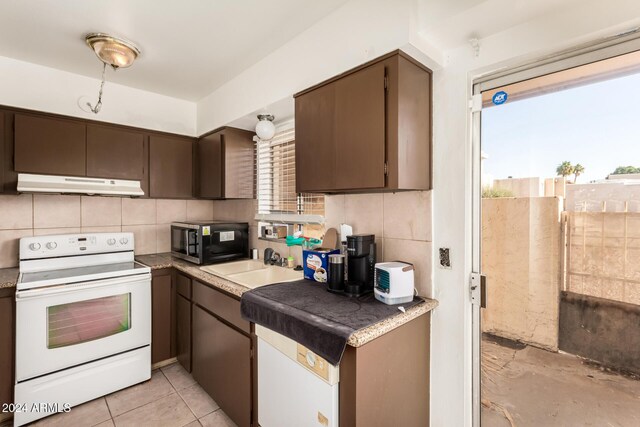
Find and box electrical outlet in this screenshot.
[439,248,451,269]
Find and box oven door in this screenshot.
[171,225,201,264]
[15,273,151,382]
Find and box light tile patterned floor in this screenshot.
[4,363,237,427]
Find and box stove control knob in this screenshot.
[29,242,41,251]
[120,237,129,245]
[107,238,116,246]
[46,242,57,250]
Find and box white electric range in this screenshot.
[14,233,152,426]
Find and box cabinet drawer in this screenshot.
[176,273,191,299]
[192,280,249,333]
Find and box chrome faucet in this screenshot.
[263,248,281,266]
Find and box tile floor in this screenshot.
[3,363,237,427]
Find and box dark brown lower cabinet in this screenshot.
[339,313,430,426]
[192,305,252,427]
[151,269,173,364]
[176,294,191,372]
[0,289,15,422]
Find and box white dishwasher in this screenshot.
[256,325,340,427]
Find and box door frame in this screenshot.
[469,29,640,427]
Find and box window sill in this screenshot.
[254,213,324,224]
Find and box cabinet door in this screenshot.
[333,61,386,190]
[223,129,254,199]
[14,114,86,176]
[295,82,336,192]
[151,272,172,364]
[192,305,251,427]
[86,125,145,180]
[149,135,194,198]
[0,295,14,411]
[0,111,4,194]
[176,294,191,372]
[197,132,223,199]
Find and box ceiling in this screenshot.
[0,0,348,101]
[418,0,586,50]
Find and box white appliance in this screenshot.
[256,325,339,427]
[374,261,416,305]
[14,233,151,426]
[17,173,144,196]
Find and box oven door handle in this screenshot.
[16,273,151,300]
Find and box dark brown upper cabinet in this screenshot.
[294,50,432,193]
[14,113,86,176]
[149,134,195,199]
[196,127,254,199]
[87,125,145,180]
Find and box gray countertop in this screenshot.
[135,253,438,347]
[0,267,19,289]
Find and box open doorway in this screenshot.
[476,48,640,426]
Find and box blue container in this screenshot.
[303,248,340,282]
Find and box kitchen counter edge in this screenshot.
[135,253,439,348]
[0,267,19,289]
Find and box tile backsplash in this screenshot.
[240,191,433,297]
[0,191,432,296]
[0,194,218,267]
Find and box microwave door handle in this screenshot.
[185,229,191,255]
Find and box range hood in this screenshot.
[17,173,144,196]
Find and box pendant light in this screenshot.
[84,33,141,114]
[255,114,276,140]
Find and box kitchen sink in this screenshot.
[200,260,303,289]
[200,260,266,276]
[226,267,303,289]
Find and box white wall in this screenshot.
[0,55,196,135]
[196,0,415,134]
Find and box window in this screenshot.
[255,127,324,223]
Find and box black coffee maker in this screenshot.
[344,234,376,297]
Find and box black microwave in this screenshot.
[171,221,249,265]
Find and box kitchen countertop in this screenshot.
[0,267,19,289]
[136,253,438,348]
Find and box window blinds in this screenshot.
[255,128,324,222]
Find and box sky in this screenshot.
[482,70,640,183]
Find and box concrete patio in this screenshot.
[482,335,640,427]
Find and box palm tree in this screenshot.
[556,161,574,178]
[573,164,585,183]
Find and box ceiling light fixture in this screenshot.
[255,114,276,140]
[84,33,141,114]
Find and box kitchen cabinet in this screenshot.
[14,113,86,177]
[294,50,432,193]
[197,131,222,198]
[197,127,254,199]
[175,272,192,372]
[86,124,145,180]
[0,289,15,421]
[151,269,174,364]
[0,110,9,194]
[192,305,252,427]
[149,134,195,199]
[191,280,252,427]
[294,83,335,193]
[339,313,430,426]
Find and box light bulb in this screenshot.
[256,115,275,140]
